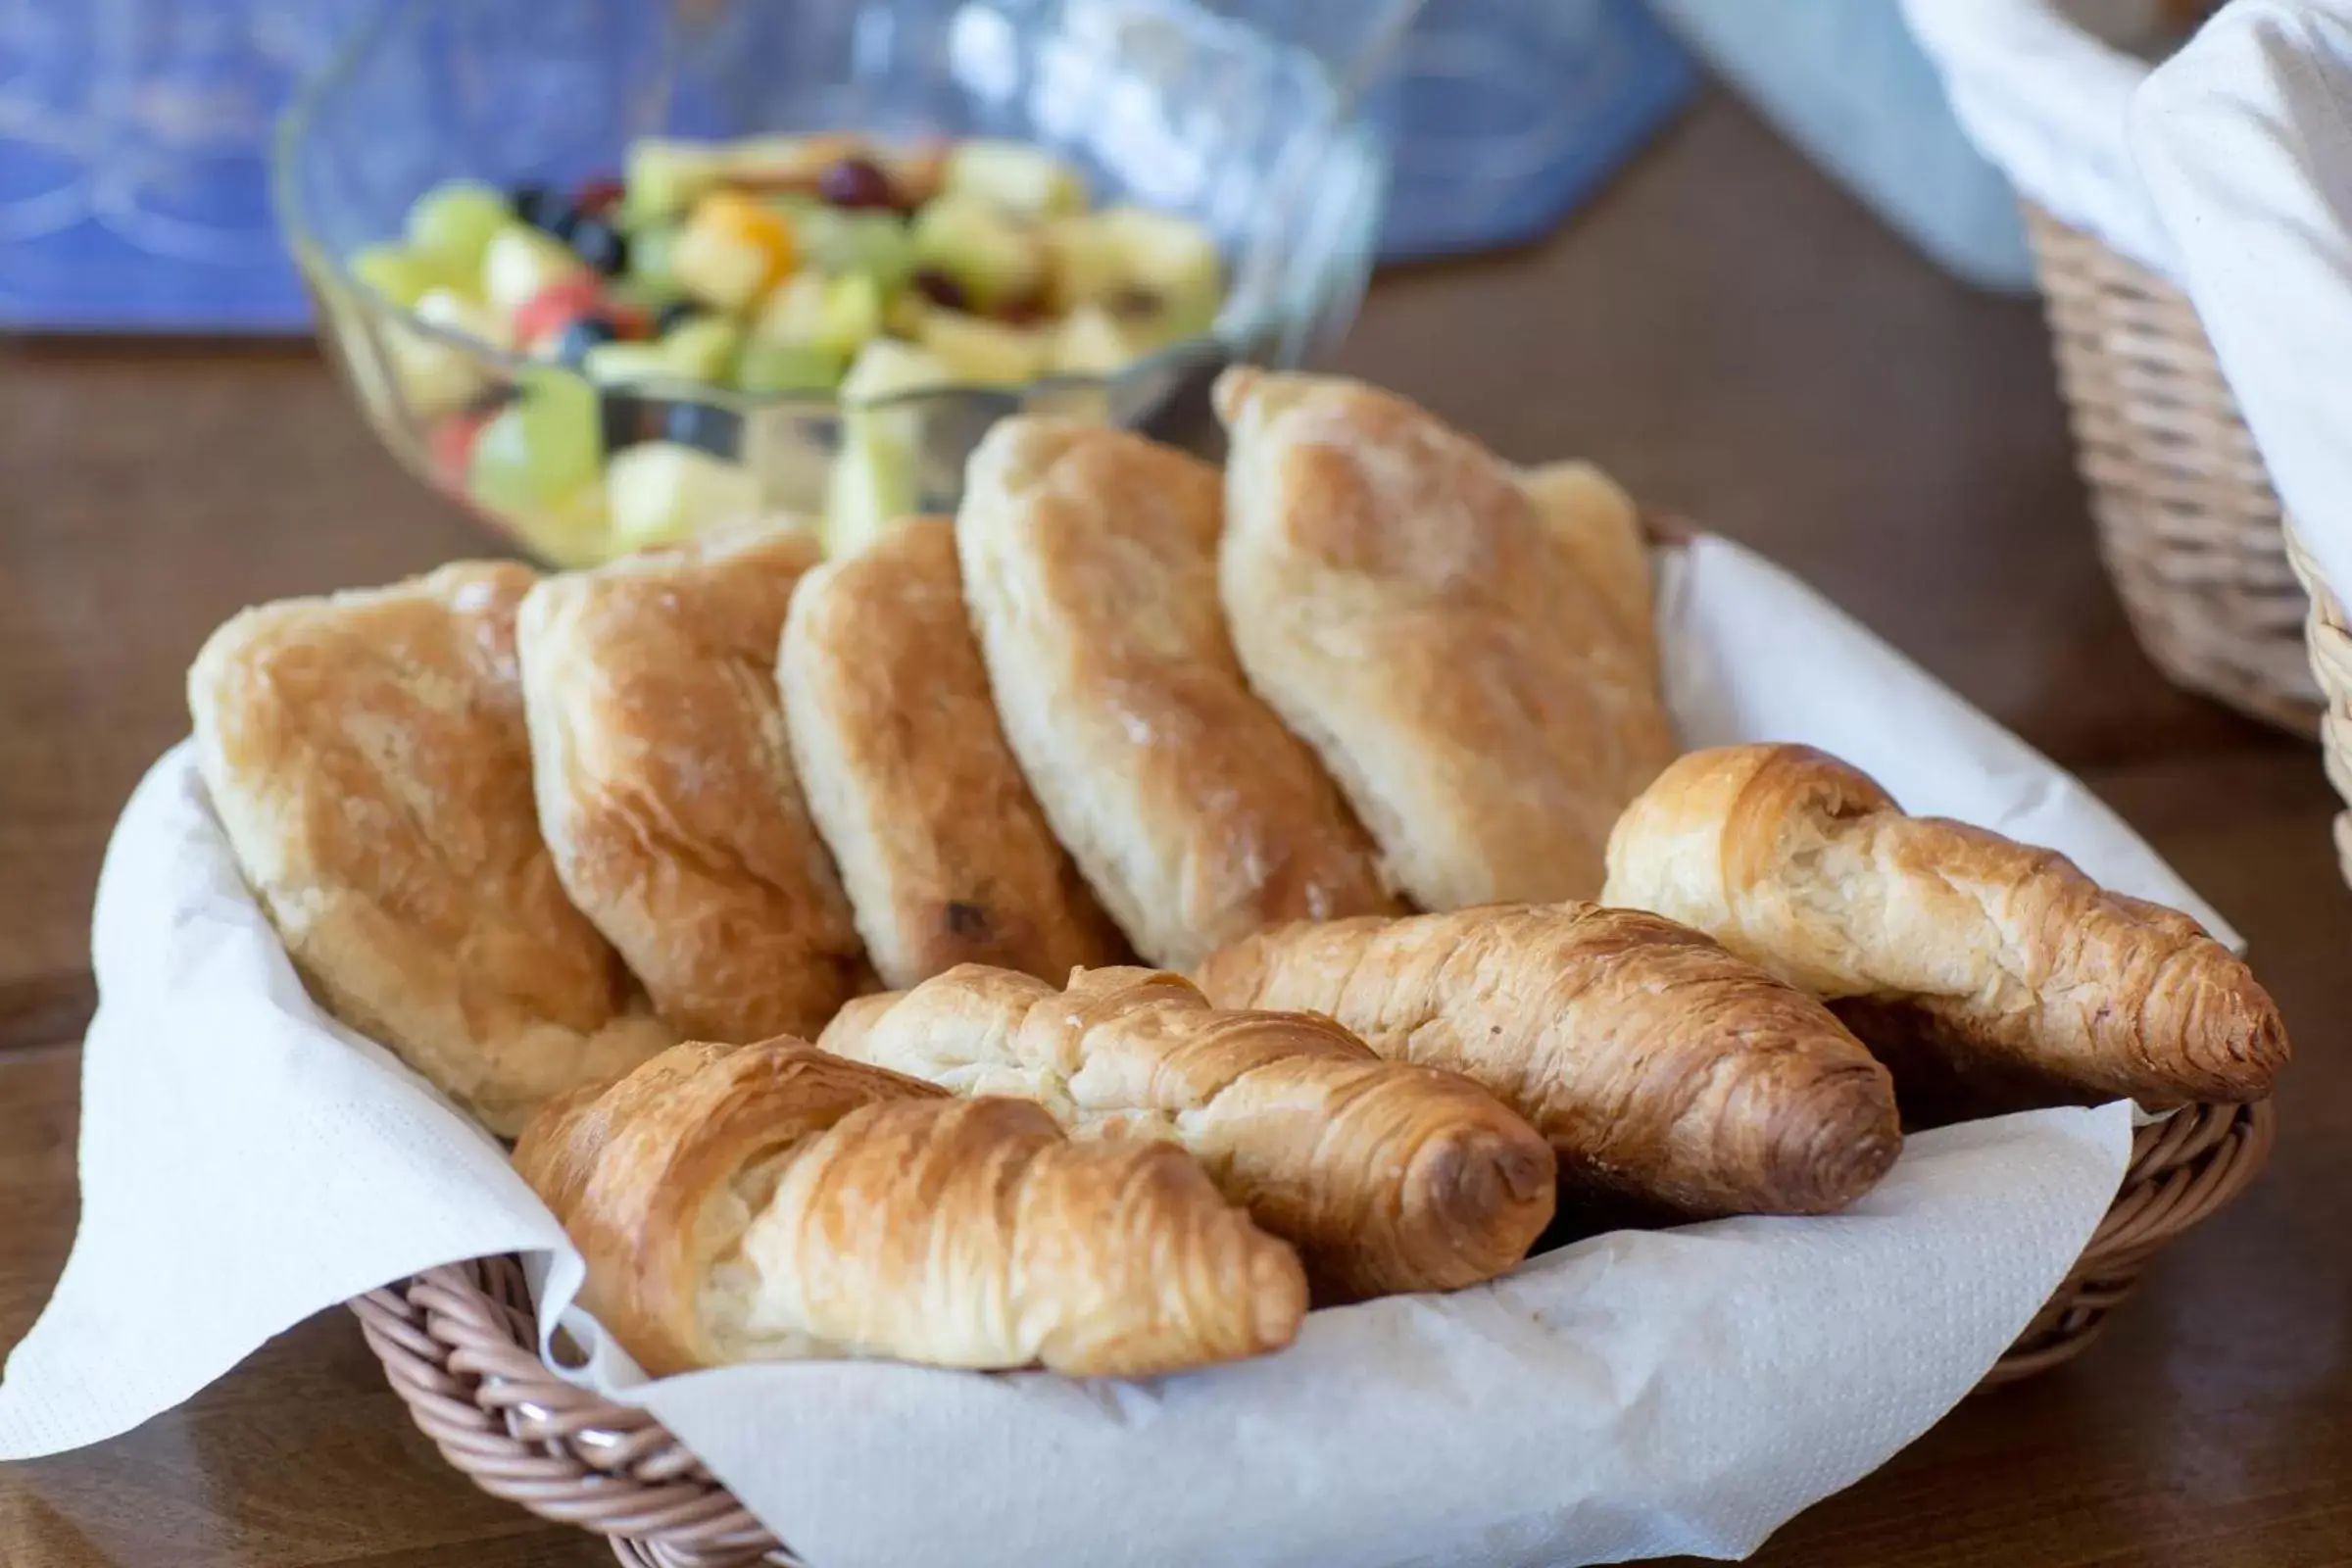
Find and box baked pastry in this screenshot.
[1196,904,1901,1217]
[821,963,1555,1298]
[517,525,870,1045]
[513,1038,1307,1378]
[188,563,672,1138]
[1518,459,1654,656]
[1213,368,1678,907]
[957,416,1396,969]
[1601,743,2289,1107]
[778,514,1128,988]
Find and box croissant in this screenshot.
[1195,905,1901,1217]
[821,964,1555,1298]
[513,1039,1306,1378]
[1600,743,2289,1107]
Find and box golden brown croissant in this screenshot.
[1195,905,1902,1217]
[821,964,1555,1298]
[188,563,672,1137]
[1600,743,2289,1107]
[513,1039,1306,1378]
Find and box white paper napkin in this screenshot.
[1903,0,2180,277]
[5,533,2222,1565]
[2131,0,2352,604]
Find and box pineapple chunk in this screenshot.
[910,195,1045,310]
[387,287,511,415]
[672,192,798,312]
[946,139,1088,217]
[482,222,588,317]
[1049,304,1149,377]
[623,138,733,226]
[753,270,829,344]
[607,441,762,552]
[919,309,1048,386]
[826,340,953,556]
[1041,212,1129,311]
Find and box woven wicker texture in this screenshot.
[2284,525,2352,885]
[352,1098,2273,1563]
[2021,203,2321,734]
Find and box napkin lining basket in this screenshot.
[352,1101,2272,1564]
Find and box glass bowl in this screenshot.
[274,0,1390,565]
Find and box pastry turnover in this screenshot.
[1601,743,2289,1106]
[517,526,871,1045]
[820,964,1555,1298]
[956,416,1396,970]
[1517,460,1655,658]
[188,563,672,1138]
[778,514,1128,988]
[513,1039,1306,1378]
[1213,368,1678,908]
[1196,904,1902,1217]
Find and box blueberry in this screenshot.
[600,388,660,455]
[514,182,579,240]
[568,215,628,275]
[664,400,743,459]
[550,315,619,368]
[654,299,707,336]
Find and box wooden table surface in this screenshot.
[4,91,2348,1567]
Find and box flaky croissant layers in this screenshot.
[1601,744,2288,1108]
[514,1039,1307,1379]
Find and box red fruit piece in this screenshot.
[598,295,654,341]
[575,174,624,217]
[817,155,898,210]
[513,274,608,348]
[430,408,494,493]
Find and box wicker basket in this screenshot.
[2021,201,2323,734]
[352,1099,2274,1566]
[2285,527,2352,883]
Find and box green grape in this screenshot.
[628,221,684,300]
[468,369,602,514]
[662,316,742,382]
[733,339,846,395]
[811,272,884,359]
[349,243,451,310]
[405,179,512,276]
[814,213,916,292]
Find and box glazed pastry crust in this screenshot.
[1214,368,1678,908]
[956,416,1397,971]
[779,514,1128,988]
[518,526,871,1045]
[821,963,1555,1298]
[1196,904,1901,1217]
[188,563,671,1138]
[514,1039,1306,1378]
[1601,743,2289,1106]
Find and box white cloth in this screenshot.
[2132,0,2352,602]
[1904,0,2180,276]
[5,533,2236,1565]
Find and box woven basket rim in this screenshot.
[353,1098,2275,1564]
[2020,200,2323,736]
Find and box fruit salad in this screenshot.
[346,132,1226,564]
